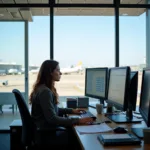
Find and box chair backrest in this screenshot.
[12,89,34,146]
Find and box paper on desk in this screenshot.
[75,123,113,134]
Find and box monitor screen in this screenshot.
[139,68,150,127]
[85,68,108,100]
[106,67,130,111]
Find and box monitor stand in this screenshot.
[106,108,142,123]
[131,128,145,139]
[89,99,107,108]
[106,114,142,123]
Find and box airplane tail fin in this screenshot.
[76,61,82,67]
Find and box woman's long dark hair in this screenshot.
[29,60,59,104]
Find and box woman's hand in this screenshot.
[79,117,94,125]
[72,109,86,114]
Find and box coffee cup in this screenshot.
[96,104,103,114]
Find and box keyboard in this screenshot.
[80,111,96,120]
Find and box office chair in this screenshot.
[12,89,68,150]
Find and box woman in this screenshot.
[29,60,93,148]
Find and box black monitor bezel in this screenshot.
[129,71,138,111]
[106,66,130,111]
[85,67,108,100]
[139,68,150,127]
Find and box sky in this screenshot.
[0,12,146,68]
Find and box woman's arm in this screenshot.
[39,89,79,126]
[58,108,73,116]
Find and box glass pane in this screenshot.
[54,8,115,97]
[0,0,49,4]
[0,22,25,92]
[121,0,150,4]
[119,8,146,106]
[56,0,113,4]
[29,8,50,96]
[0,21,25,126]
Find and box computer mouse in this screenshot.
[91,116,97,121]
[113,127,128,133]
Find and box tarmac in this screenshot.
[0,73,142,105]
[0,73,85,96]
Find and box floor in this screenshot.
[0,106,21,130]
[0,102,64,130]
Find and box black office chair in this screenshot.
[12,89,68,150]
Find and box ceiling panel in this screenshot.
[7,8,18,12]
[55,8,81,15]
[120,8,146,16]
[28,0,43,3]
[0,8,7,13]
[10,11,22,19]
[79,8,114,16]
[56,0,71,3]
[121,0,147,4]
[43,8,50,15]
[0,0,147,4]
[31,8,44,16]
[2,0,15,3]
[20,8,33,21]
[85,0,113,3]
[0,11,13,20]
[42,0,49,3]
[15,0,28,3]
[0,0,148,21]
[31,8,50,16]
[71,0,86,3]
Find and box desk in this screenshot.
[10,120,23,150]
[73,107,150,150]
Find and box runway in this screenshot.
[0,73,85,96]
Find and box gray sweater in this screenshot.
[31,84,79,128]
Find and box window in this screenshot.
[119,8,146,105]
[29,8,50,95]
[0,22,25,92]
[54,7,115,96]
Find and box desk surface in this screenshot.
[73,107,150,150]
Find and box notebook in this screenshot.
[97,133,141,146]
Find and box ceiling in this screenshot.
[0,0,147,21]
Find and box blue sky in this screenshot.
[0,13,146,68]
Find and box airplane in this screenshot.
[7,69,19,75]
[60,61,83,75]
[29,68,40,74]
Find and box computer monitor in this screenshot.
[106,66,130,111]
[131,68,150,138]
[127,71,138,111]
[85,67,108,107]
[106,67,142,123]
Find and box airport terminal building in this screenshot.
[0,63,22,75]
